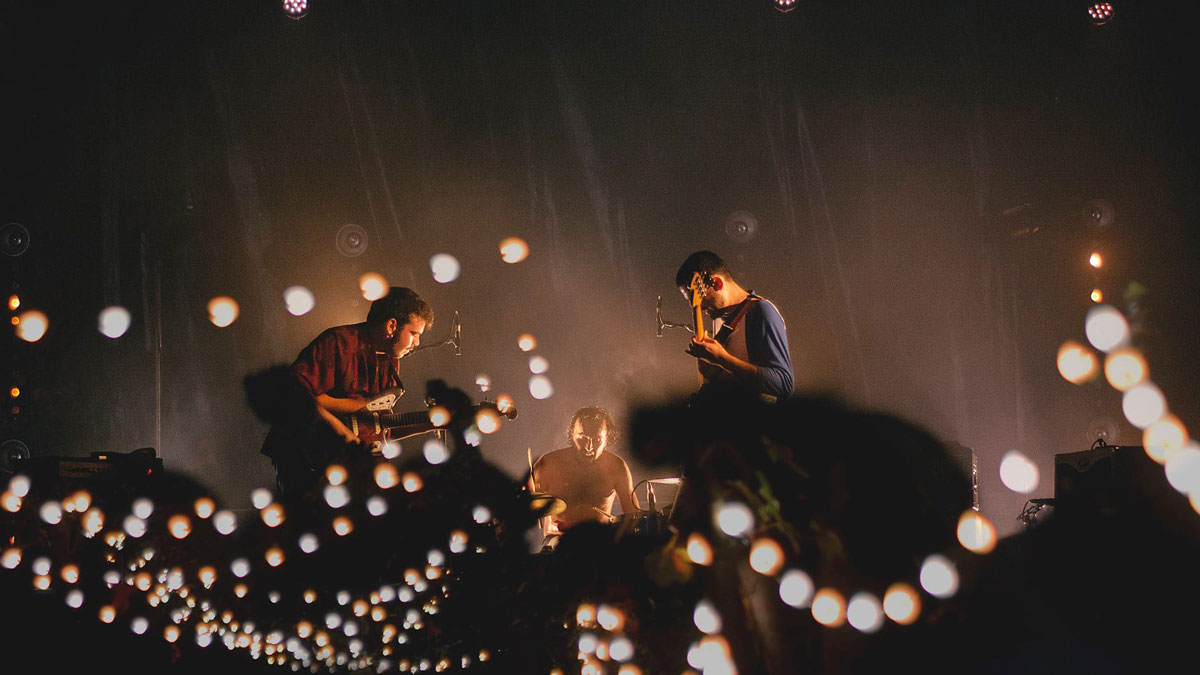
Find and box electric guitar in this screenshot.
[689,272,718,386]
[336,388,518,452]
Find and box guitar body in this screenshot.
[337,393,518,452]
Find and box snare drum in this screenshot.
[617,510,669,538]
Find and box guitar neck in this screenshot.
[693,304,706,340]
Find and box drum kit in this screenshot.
[525,476,683,543]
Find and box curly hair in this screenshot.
[567,406,617,443]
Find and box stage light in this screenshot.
[1084,305,1129,352]
[956,509,997,554]
[15,310,48,342]
[1122,382,1166,429]
[98,306,132,338]
[429,254,460,284]
[283,0,308,20]
[284,286,315,316]
[919,554,959,598]
[811,588,846,627]
[847,592,884,633]
[773,0,797,13]
[882,582,921,625]
[1087,2,1114,26]
[1104,348,1148,391]
[999,450,1039,494]
[528,375,554,400]
[359,273,388,301]
[499,237,529,264]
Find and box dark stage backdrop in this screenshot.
[4,0,1198,537]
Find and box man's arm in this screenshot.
[613,457,641,515]
[744,300,794,398]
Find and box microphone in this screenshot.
[449,311,462,356]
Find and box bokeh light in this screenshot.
[1090,288,1103,303]
[693,600,722,634]
[193,497,215,519]
[811,588,846,627]
[517,333,537,352]
[475,374,491,392]
[1057,341,1099,384]
[686,533,713,566]
[529,375,554,400]
[714,501,754,538]
[98,306,132,338]
[1104,348,1148,391]
[374,463,399,490]
[529,356,549,374]
[429,254,461,284]
[423,439,449,464]
[284,286,316,316]
[1165,442,1200,495]
[207,297,239,328]
[359,273,388,301]
[847,592,884,633]
[1084,305,1129,352]
[882,582,921,625]
[919,554,959,598]
[476,408,501,434]
[778,569,814,608]
[1143,415,1187,464]
[748,538,784,576]
[956,509,997,554]
[15,310,49,342]
[1087,2,1114,26]
[999,450,1040,494]
[499,237,529,264]
[168,514,192,539]
[1088,251,1103,268]
[1122,382,1167,429]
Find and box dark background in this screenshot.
[4,0,1198,538]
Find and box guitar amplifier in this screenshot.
[1054,444,1178,517]
[12,448,163,487]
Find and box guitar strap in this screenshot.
[713,293,758,346]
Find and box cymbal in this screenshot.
[527,492,566,516]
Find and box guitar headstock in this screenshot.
[482,396,519,420]
[689,271,709,308]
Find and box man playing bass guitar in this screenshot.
[676,251,794,402]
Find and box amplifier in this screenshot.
[1055,444,1180,518]
[11,448,163,486]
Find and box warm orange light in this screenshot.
[883,582,921,625]
[7,295,18,311]
[8,387,18,398]
[428,406,451,427]
[596,604,625,631]
[748,538,785,576]
[576,603,597,626]
[261,503,285,528]
[265,547,285,567]
[495,394,515,415]
[1057,340,1099,384]
[374,463,400,490]
[325,464,348,486]
[193,497,215,519]
[811,588,846,627]
[206,297,239,328]
[1089,252,1103,268]
[402,472,423,492]
[15,310,49,342]
[517,334,537,352]
[168,514,192,539]
[687,533,713,566]
[499,237,530,264]
[359,273,388,301]
[333,517,353,536]
[1090,289,1103,302]
[1144,415,1188,464]
[956,509,997,554]
[475,409,500,434]
[1104,348,1148,392]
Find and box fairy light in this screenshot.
[283,286,315,316]
[39,501,63,525]
[430,254,461,284]
[999,450,1040,494]
[428,406,451,428]
[956,510,997,554]
[66,589,84,609]
[168,514,192,539]
[882,582,921,625]
[919,554,959,598]
[1057,340,1099,384]
[207,297,239,328]
[596,605,624,632]
[374,464,399,490]
[528,356,549,374]
[367,496,387,517]
[324,485,351,509]
[99,605,116,623]
[715,502,754,538]
[403,473,424,493]
[333,517,353,536]
[1104,348,1149,391]
[1084,305,1129,352]
[528,375,554,400]
[266,548,285,567]
[123,516,148,538]
[15,310,49,342]
[517,334,537,352]
[748,538,784,575]
[693,600,721,634]
[499,237,529,264]
[423,438,449,464]
[1,548,21,569]
[686,533,713,565]
[495,394,515,415]
[475,408,500,434]
[1122,382,1167,429]
[359,273,388,301]
[231,559,251,578]
[846,592,884,633]
[811,588,846,627]
[193,497,215,519]
[98,306,132,339]
[214,510,237,535]
[1,491,21,513]
[262,503,285,527]
[778,569,814,608]
[1090,289,1103,302]
[8,474,30,497]
[1164,443,1200,495]
[1143,415,1187,464]
[325,465,348,487]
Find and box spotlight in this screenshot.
[724,211,759,243]
[1087,3,1114,26]
[283,0,308,21]
[335,224,368,257]
[773,0,797,13]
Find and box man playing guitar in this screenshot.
[259,286,436,500]
[676,251,794,401]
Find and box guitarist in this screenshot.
[675,251,794,402]
[258,287,435,500]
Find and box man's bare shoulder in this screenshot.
[534,447,574,468]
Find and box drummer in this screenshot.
[529,406,641,550]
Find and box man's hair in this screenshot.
[567,406,616,443]
[367,287,434,327]
[675,250,732,289]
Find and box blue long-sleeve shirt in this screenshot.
[713,296,794,399]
